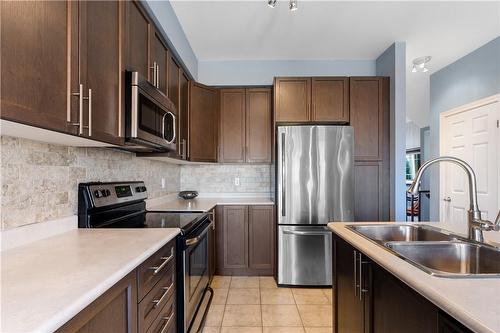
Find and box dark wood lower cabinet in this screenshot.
[57,239,176,333]
[56,272,138,333]
[216,205,275,276]
[333,234,473,333]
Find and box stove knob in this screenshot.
[104,189,111,197]
[94,190,102,198]
[135,186,142,192]
[142,186,147,192]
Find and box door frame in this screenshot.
[438,93,500,221]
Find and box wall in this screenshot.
[429,37,500,221]
[181,165,271,194]
[198,60,375,86]
[143,0,198,79]
[376,42,407,221]
[0,136,180,230]
[406,120,421,150]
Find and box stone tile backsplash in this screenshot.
[181,164,271,193]
[0,136,180,230]
[0,136,272,230]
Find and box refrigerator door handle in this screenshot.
[282,229,330,236]
[281,132,286,217]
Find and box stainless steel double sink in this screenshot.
[347,224,500,278]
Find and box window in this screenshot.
[406,149,421,181]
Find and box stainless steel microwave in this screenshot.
[125,71,177,152]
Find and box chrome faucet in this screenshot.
[407,156,500,243]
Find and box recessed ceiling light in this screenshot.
[412,56,432,73]
[289,0,298,11]
[268,0,277,8]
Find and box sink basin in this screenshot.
[348,224,458,243]
[386,241,500,277]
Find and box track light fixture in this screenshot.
[268,0,277,8]
[412,56,432,73]
[266,0,298,11]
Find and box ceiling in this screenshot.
[171,1,500,127]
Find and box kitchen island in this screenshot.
[329,222,500,333]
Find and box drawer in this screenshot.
[145,295,176,333]
[139,267,176,332]
[138,240,175,300]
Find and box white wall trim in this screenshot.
[438,93,500,221]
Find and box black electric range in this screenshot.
[78,181,213,333]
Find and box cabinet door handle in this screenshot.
[149,248,174,275]
[359,253,369,301]
[71,84,84,135]
[353,250,358,297]
[87,89,92,137]
[159,314,173,333]
[156,64,160,89]
[152,277,174,308]
[150,61,157,86]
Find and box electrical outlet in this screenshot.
[161,178,166,189]
[234,177,240,186]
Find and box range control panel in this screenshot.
[83,181,148,208]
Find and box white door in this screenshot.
[440,96,499,223]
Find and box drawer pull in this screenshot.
[149,248,174,275]
[159,313,173,333]
[152,277,174,309]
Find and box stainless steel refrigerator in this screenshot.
[277,125,354,286]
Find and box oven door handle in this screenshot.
[185,221,212,246]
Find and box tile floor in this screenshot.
[205,276,333,333]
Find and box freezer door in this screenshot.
[277,125,354,225]
[278,225,332,286]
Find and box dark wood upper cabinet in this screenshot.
[349,77,388,161]
[78,0,123,145]
[312,77,349,123]
[275,77,311,122]
[219,89,246,163]
[246,88,272,163]
[178,70,190,159]
[125,1,149,79]
[189,82,218,162]
[0,1,72,132]
[150,29,168,94]
[167,53,180,112]
[248,206,274,270]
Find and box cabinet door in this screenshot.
[189,82,218,162]
[150,29,168,94]
[312,77,349,123]
[167,53,180,112]
[221,206,248,270]
[350,77,389,161]
[125,1,149,79]
[334,237,369,333]
[219,89,246,163]
[354,161,389,221]
[372,265,438,333]
[79,0,123,145]
[56,272,138,333]
[275,77,311,122]
[0,1,71,132]
[248,206,274,271]
[246,88,272,163]
[178,70,190,159]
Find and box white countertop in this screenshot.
[148,196,274,212]
[328,222,500,333]
[1,228,180,333]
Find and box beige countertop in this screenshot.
[328,222,500,333]
[148,196,274,212]
[1,228,180,333]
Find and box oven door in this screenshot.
[184,221,211,331]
